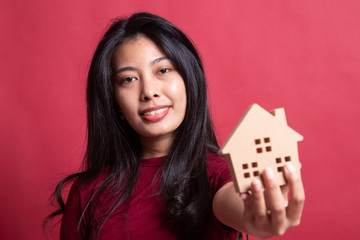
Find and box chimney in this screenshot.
[270,108,288,125]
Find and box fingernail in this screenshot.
[240,193,248,200]
[285,163,295,174]
[264,167,274,179]
[252,179,262,192]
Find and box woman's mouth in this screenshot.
[141,106,170,121]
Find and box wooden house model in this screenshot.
[220,104,303,193]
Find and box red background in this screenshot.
[1,0,359,239]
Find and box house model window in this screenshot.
[255,137,272,153]
[219,104,303,193]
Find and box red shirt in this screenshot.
[60,153,239,239]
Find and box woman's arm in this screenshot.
[212,163,305,239]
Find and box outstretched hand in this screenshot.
[239,163,305,239]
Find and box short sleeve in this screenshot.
[206,153,240,239]
[60,180,86,240]
[207,153,233,195]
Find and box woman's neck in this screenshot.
[140,134,173,159]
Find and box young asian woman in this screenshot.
[46,12,304,240]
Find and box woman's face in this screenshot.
[112,35,187,149]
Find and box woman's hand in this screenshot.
[239,163,305,239]
[213,162,305,239]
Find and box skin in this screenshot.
[213,164,305,239]
[112,34,305,238]
[112,35,187,159]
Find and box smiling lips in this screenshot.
[141,106,170,121]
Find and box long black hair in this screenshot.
[46,12,220,239]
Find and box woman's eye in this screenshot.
[120,77,137,84]
[159,68,170,74]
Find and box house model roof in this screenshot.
[220,103,303,193]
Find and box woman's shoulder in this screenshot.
[206,151,233,193]
[207,151,228,169]
[67,170,108,200]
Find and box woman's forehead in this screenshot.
[113,35,168,67]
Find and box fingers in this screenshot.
[263,168,287,234]
[280,184,289,207]
[241,164,304,238]
[250,179,268,225]
[284,163,305,226]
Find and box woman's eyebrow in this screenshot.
[152,56,169,65]
[113,56,170,76]
[114,66,136,75]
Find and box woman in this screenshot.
[47,12,304,240]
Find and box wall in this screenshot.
[1,0,359,239]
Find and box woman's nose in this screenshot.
[140,76,160,101]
